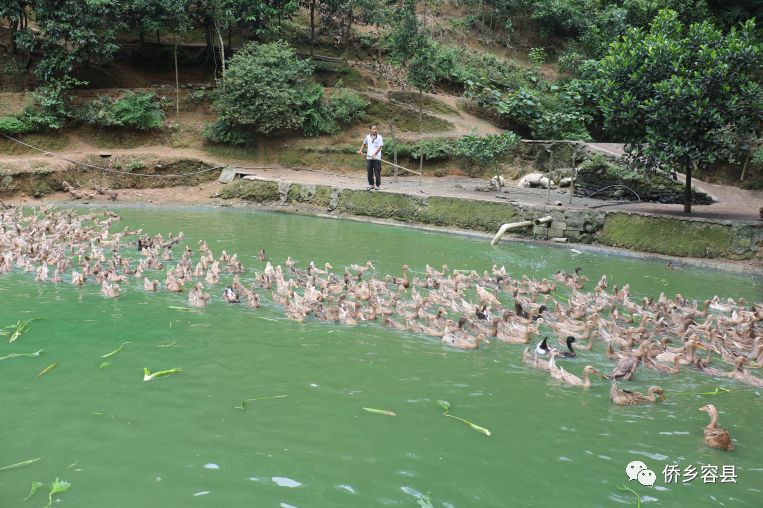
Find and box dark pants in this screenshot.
[366,159,381,186]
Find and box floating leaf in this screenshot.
[671,387,730,396]
[437,400,491,437]
[362,407,397,416]
[157,341,177,348]
[23,481,45,501]
[143,367,181,381]
[45,478,70,508]
[235,395,288,410]
[36,362,58,379]
[98,361,111,370]
[417,492,434,508]
[100,341,130,359]
[6,319,36,343]
[0,457,41,472]
[617,483,641,508]
[0,349,44,361]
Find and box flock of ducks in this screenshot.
[1,205,760,452]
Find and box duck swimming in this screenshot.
[610,382,665,405]
[557,336,577,358]
[534,337,551,356]
[699,404,734,451]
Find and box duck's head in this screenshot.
[648,386,666,401]
[583,365,600,377]
[566,335,576,346]
[698,404,716,414]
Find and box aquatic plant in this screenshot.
[362,407,397,416]
[100,341,130,359]
[0,457,41,472]
[23,481,45,501]
[436,400,491,436]
[1,319,35,343]
[0,349,43,361]
[235,395,288,410]
[37,362,58,379]
[617,483,641,507]
[143,367,181,381]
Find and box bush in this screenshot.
[212,41,314,135]
[78,92,164,130]
[528,47,547,67]
[0,116,32,135]
[302,85,369,137]
[20,80,73,131]
[410,138,452,161]
[203,120,256,146]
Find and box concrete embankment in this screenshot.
[219,178,763,262]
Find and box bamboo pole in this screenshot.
[390,121,398,184]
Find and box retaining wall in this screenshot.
[220,179,763,261]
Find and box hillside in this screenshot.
[0,1,759,195]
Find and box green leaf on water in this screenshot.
[98,361,111,370]
[143,367,181,381]
[617,483,641,508]
[23,481,45,501]
[362,407,397,416]
[36,362,58,379]
[235,395,288,410]
[437,400,491,437]
[45,478,70,508]
[0,349,44,361]
[7,319,37,343]
[100,341,130,359]
[0,457,41,472]
[157,341,177,348]
[417,492,434,508]
[671,387,730,396]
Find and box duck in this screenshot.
[257,249,267,261]
[223,286,240,303]
[100,281,121,298]
[143,278,159,292]
[534,336,551,356]
[698,404,734,451]
[557,336,577,358]
[523,346,555,371]
[610,381,665,405]
[607,341,650,381]
[548,354,601,387]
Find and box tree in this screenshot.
[593,9,762,213]
[408,42,438,177]
[385,0,425,64]
[211,41,316,134]
[453,131,520,176]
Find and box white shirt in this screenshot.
[364,134,383,160]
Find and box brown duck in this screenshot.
[699,404,734,451]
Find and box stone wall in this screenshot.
[220,179,763,261]
[574,157,714,204]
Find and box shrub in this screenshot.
[0,116,32,135]
[110,92,165,130]
[78,92,164,130]
[202,120,256,146]
[302,85,369,137]
[528,47,547,67]
[212,41,314,135]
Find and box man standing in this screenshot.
[358,124,383,190]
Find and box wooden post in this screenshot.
[390,121,398,184]
[174,42,180,120]
[568,149,576,205]
[418,88,423,187]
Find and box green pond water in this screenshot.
[1,206,761,508]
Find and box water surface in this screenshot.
[1,207,761,507]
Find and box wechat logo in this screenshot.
[626,460,657,486]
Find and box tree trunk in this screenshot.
[309,2,315,57]
[214,19,226,90]
[344,10,354,54]
[139,27,145,45]
[740,150,751,181]
[418,88,423,186]
[174,42,180,119]
[684,159,693,214]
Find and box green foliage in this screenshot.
[593,10,762,175]
[302,86,369,136]
[452,131,520,168]
[410,138,451,161]
[78,92,165,131]
[202,120,256,146]
[528,47,547,67]
[19,78,78,131]
[752,147,763,167]
[0,116,31,135]
[385,0,426,64]
[212,41,315,135]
